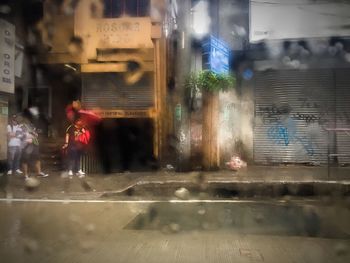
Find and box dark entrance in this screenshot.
[95,118,155,173]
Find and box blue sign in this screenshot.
[202,36,230,74]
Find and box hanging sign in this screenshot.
[202,36,230,74]
[0,19,15,93]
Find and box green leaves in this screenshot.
[185,70,235,93]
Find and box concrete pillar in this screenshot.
[202,91,220,170]
[175,0,192,171]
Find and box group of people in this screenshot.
[6,100,94,180]
[7,114,48,179]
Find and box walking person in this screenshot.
[21,120,49,179]
[7,115,24,175]
[63,119,90,178]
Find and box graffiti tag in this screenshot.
[267,124,290,146]
[267,119,315,156]
[292,113,321,124]
[298,98,321,109]
[258,104,291,123]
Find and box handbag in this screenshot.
[76,129,91,145]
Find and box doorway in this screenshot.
[95,118,156,173]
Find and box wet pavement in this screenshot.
[0,199,349,263]
[0,166,349,262]
[0,165,349,200]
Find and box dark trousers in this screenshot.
[67,145,83,172]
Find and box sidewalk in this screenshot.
[1,165,349,200]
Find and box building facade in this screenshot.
[5,0,350,171]
[179,0,350,167]
[38,0,169,171]
[249,0,350,165]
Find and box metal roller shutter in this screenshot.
[254,69,335,164]
[335,69,350,164]
[81,73,154,109]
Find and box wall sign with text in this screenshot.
[89,17,153,49]
[0,19,15,94]
[92,109,156,118]
[202,36,230,75]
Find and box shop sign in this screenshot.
[0,19,15,94]
[90,17,153,49]
[202,35,230,74]
[93,109,155,118]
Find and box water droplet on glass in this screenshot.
[335,42,344,51]
[328,46,337,56]
[80,240,95,253]
[345,53,350,63]
[23,238,38,254]
[174,187,190,200]
[282,56,291,65]
[198,208,206,215]
[86,223,96,234]
[334,242,348,257]
[169,223,180,233]
[254,213,264,223]
[25,177,40,190]
[0,5,11,14]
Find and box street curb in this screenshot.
[100,180,350,198]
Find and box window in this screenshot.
[103,0,150,18]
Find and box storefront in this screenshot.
[39,0,168,171]
[254,68,350,165]
[81,72,158,172]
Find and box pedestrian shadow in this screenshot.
[0,172,9,195]
[61,175,95,193]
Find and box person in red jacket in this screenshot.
[62,119,90,178]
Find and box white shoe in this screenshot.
[16,169,23,174]
[76,169,86,178]
[7,170,12,175]
[38,172,49,177]
[68,170,73,179]
[76,172,85,178]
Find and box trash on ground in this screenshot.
[226,156,247,171]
